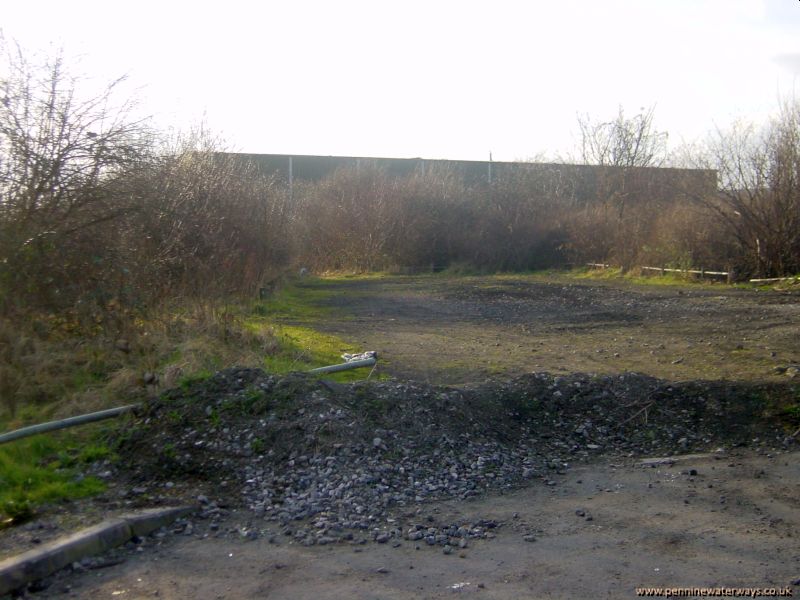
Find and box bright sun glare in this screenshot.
[3,0,799,160]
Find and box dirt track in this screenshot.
[312,274,800,384]
[31,451,799,599]
[16,275,800,599]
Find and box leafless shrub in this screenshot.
[381,165,471,270]
[466,165,571,270]
[290,162,481,272]
[690,100,800,277]
[289,162,576,273]
[117,129,291,301]
[567,106,738,273]
[289,162,399,271]
[570,107,670,271]
[578,105,668,168]
[0,37,154,313]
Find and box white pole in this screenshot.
[308,357,377,374]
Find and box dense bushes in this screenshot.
[694,101,800,278]
[285,162,578,273]
[287,161,716,275]
[117,144,290,301]
[3,42,800,326]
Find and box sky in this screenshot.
[3,0,800,162]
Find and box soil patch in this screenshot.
[308,275,800,383]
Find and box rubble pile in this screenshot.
[116,367,792,546]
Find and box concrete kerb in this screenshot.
[638,452,719,467]
[0,505,194,596]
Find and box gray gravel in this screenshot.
[114,367,794,547]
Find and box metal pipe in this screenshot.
[0,404,138,445]
[308,357,377,375]
[2,355,379,444]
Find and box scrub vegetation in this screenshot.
[0,279,359,524]
[1,40,799,522]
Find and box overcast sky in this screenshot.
[4,0,800,161]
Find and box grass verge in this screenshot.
[0,276,369,523]
[567,266,728,288]
[0,427,110,528]
[248,279,381,382]
[566,266,800,291]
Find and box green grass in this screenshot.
[570,266,718,286]
[490,266,739,290]
[252,279,341,321]
[245,278,382,382]
[0,429,109,527]
[565,266,800,291]
[782,404,800,425]
[178,369,214,390]
[308,268,800,294]
[250,437,266,455]
[257,323,373,382]
[316,271,393,281]
[769,385,800,428]
[422,267,726,289]
[424,266,724,288]
[0,276,378,524]
[745,275,800,292]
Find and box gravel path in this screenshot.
[25,450,800,599]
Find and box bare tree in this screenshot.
[693,100,800,277]
[572,106,670,270]
[578,105,668,168]
[0,37,152,309]
[124,129,291,297]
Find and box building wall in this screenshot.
[227,152,717,204]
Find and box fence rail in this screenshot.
[587,263,731,281]
[588,263,799,284]
[640,265,729,277]
[749,276,800,283]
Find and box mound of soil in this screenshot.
[113,368,795,546]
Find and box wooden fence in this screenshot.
[588,263,799,284]
[587,263,731,282]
